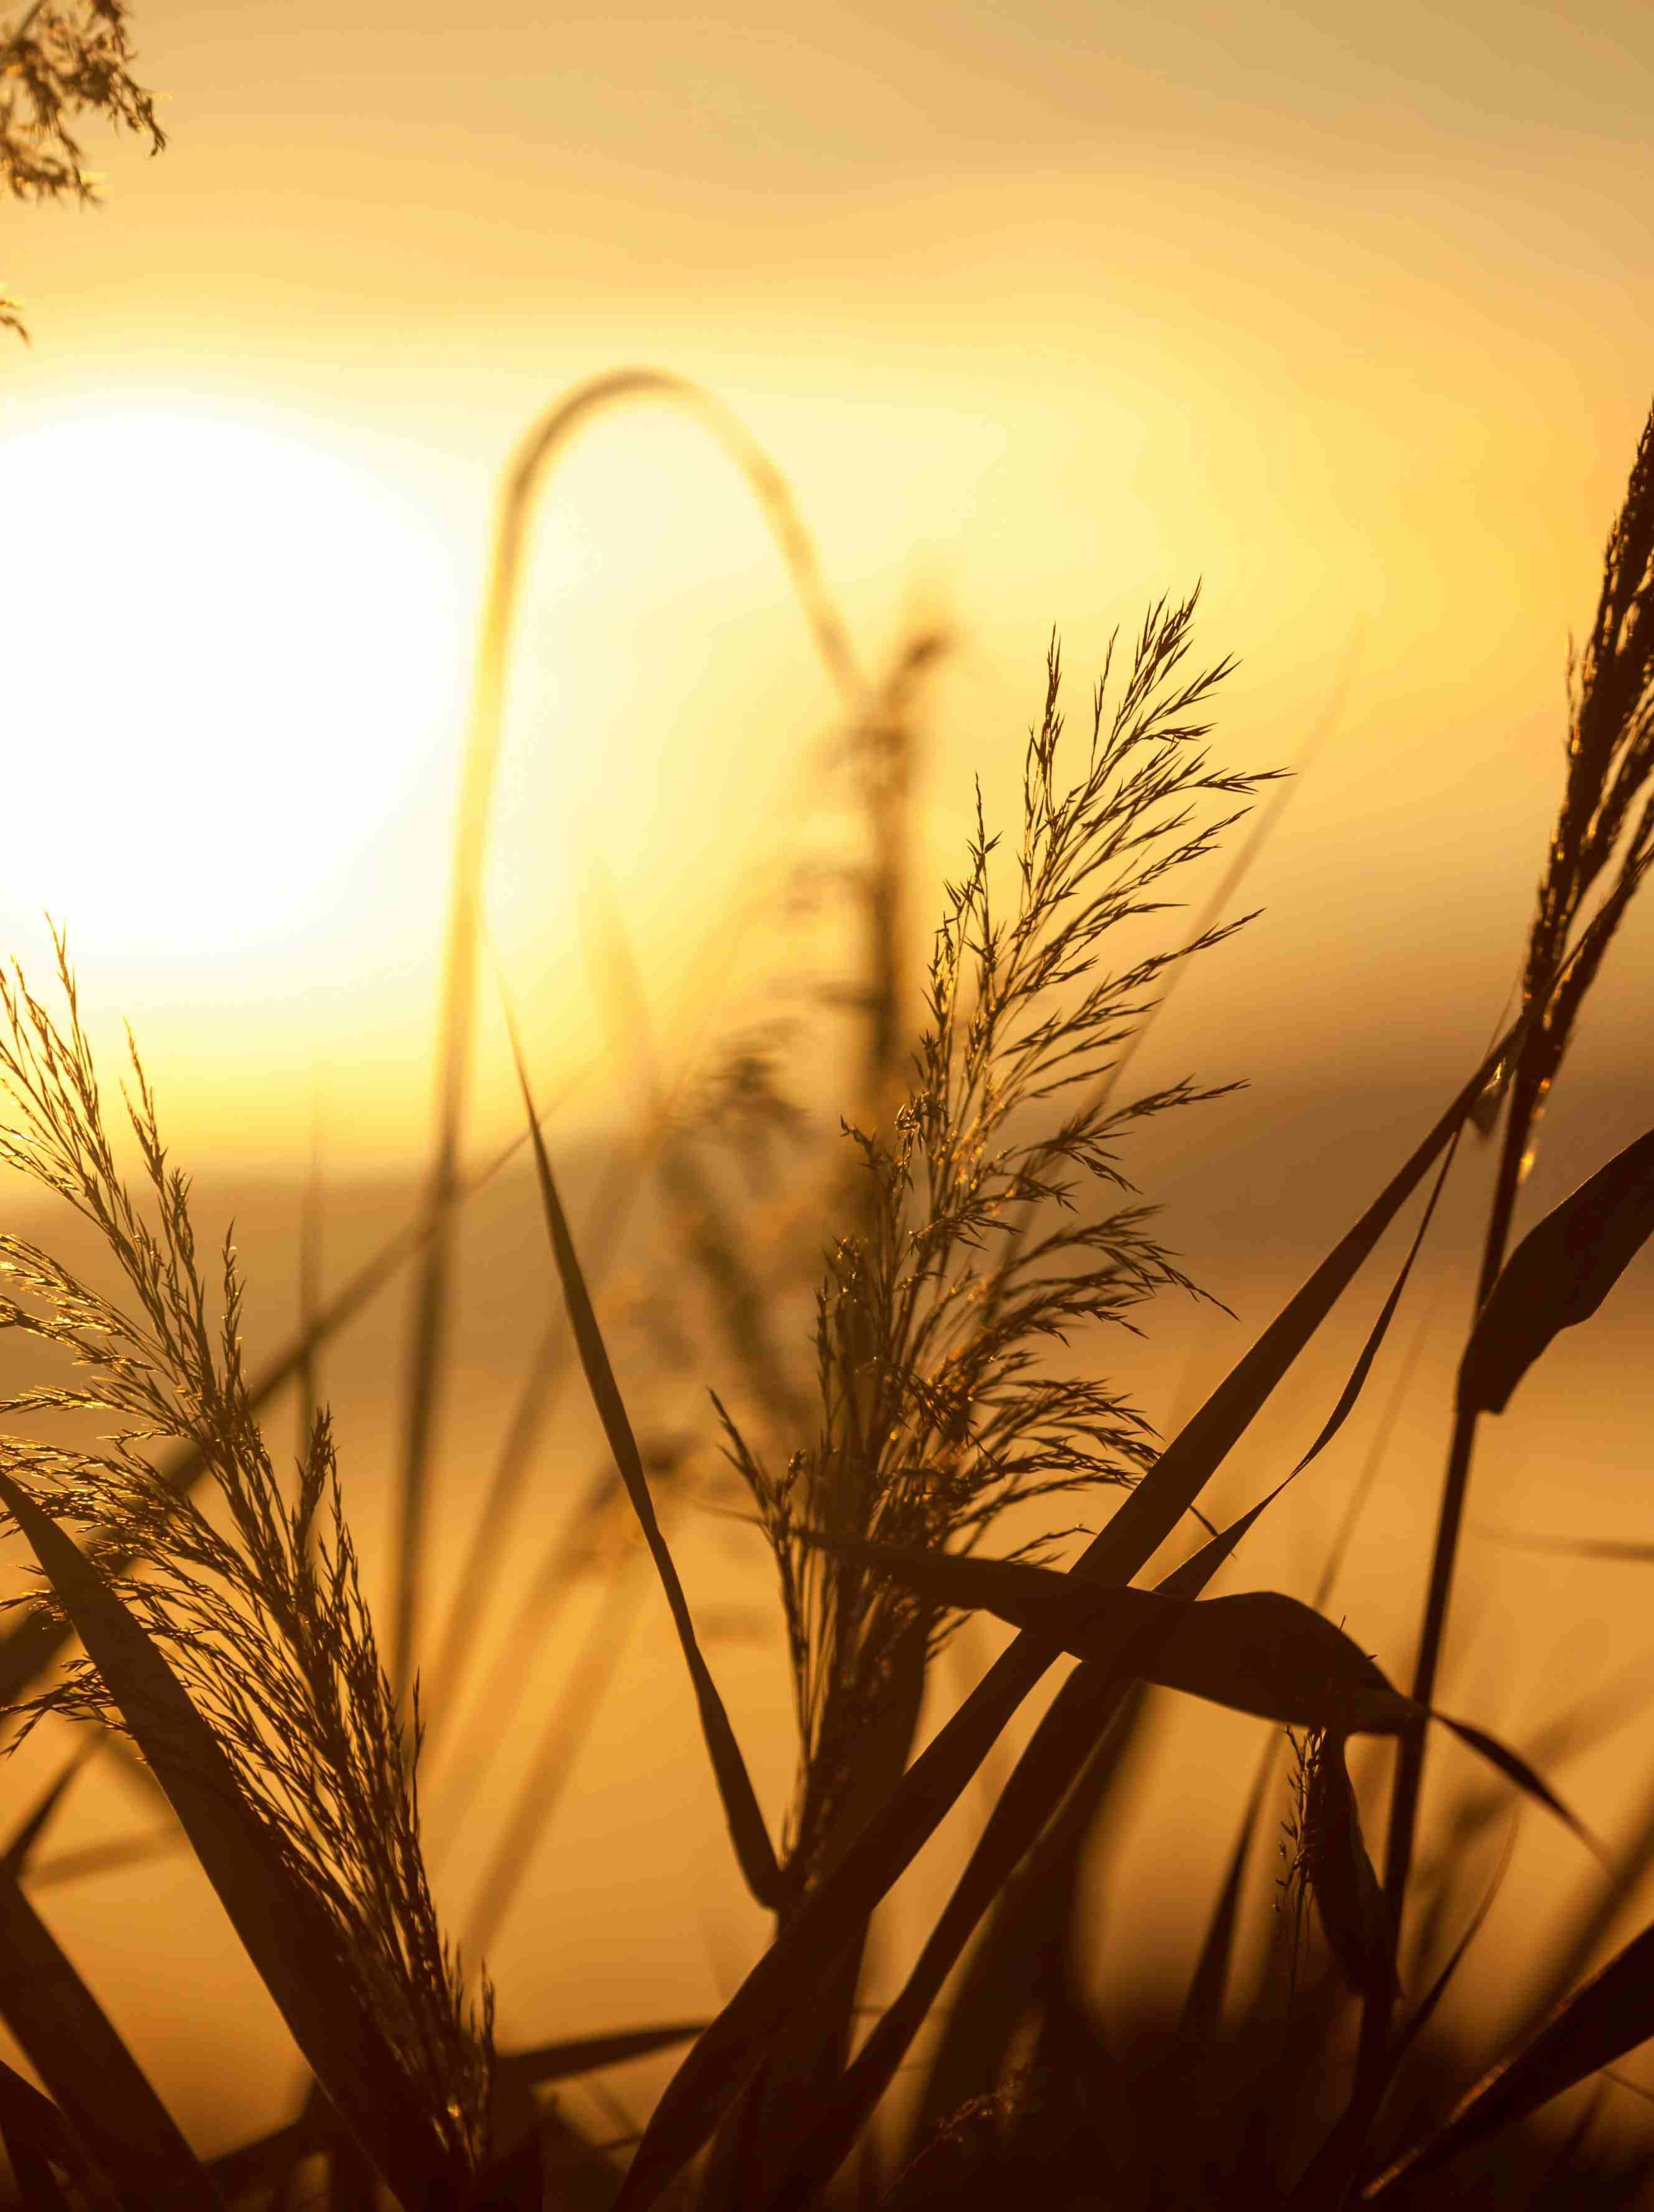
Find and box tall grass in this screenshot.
[0,376,1650,2211]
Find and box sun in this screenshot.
[0,406,468,966]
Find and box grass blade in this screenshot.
[699,1619,930,2212]
[1394,1812,1520,2071]
[0,2059,92,2210]
[766,1496,1278,2208]
[1307,1733,1397,2004]
[801,1537,1415,1735]
[25,1830,177,1890]
[1460,1124,1654,1415]
[1284,1816,1519,2212]
[770,1665,1145,2212]
[1179,1280,1438,2078]
[574,855,811,1439]
[814,1532,1598,1845]
[1511,1760,1654,2053]
[0,1467,463,2210]
[909,1680,1149,2155]
[497,2024,709,2092]
[204,2116,308,2201]
[500,995,781,1909]
[0,1848,221,2208]
[389,364,869,1705]
[1362,1918,1654,2203]
[421,1316,575,1751]
[426,1463,621,1815]
[1478,1529,1654,1563]
[471,2127,546,2212]
[613,1012,1527,2210]
[464,1544,650,1955]
[1,1743,93,1877]
[1176,1750,1274,2061]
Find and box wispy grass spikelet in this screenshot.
[1489,396,1654,1180]
[0,934,493,2171]
[722,591,1282,1899]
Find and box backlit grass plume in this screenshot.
[1367,397,1654,2083]
[721,589,1282,1898]
[1486,396,1654,1184]
[0,936,493,2172]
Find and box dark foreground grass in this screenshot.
[0,378,1648,2211]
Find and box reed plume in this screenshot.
[0,934,492,2172]
[1369,394,1654,2081]
[722,590,1282,1901]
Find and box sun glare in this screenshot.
[0,408,467,966]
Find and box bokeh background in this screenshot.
[2,0,1654,2174]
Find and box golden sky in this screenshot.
[3,0,1653,1167]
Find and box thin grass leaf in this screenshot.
[1429,1716,1599,1856]
[613,1011,1531,2211]
[1177,1752,1272,2061]
[773,1667,1143,2212]
[499,993,781,1909]
[204,2116,307,2202]
[0,1842,221,2209]
[1362,1917,1654,2203]
[1285,1812,1521,2212]
[1372,406,1654,2071]
[798,1537,1413,1734]
[496,2025,708,2093]
[534,2107,626,2212]
[464,1543,650,1955]
[0,2126,72,2211]
[909,1680,1150,2156]
[1305,1733,1397,2003]
[26,1830,176,1889]
[471,2126,545,2212]
[575,855,811,1439]
[0,2059,89,2211]
[702,1616,930,2212]
[427,1462,621,1817]
[1280,1114,1465,1486]
[1513,1760,1654,2053]
[1190,1278,1445,2084]
[1395,1812,1519,2072]
[1405,1652,1654,2000]
[1477,1529,1654,1563]
[420,1316,563,1743]
[0,1468,465,2211]
[390,364,869,1702]
[1191,1195,1452,2080]
[767,1494,1277,2209]
[1459,1125,1654,1415]
[1,1742,92,1876]
[817,1532,1600,1857]
[1538,2084,1611,2198]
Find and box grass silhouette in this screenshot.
[0,377,1648,2210]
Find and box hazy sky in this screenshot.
[4,0,1653,1165]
